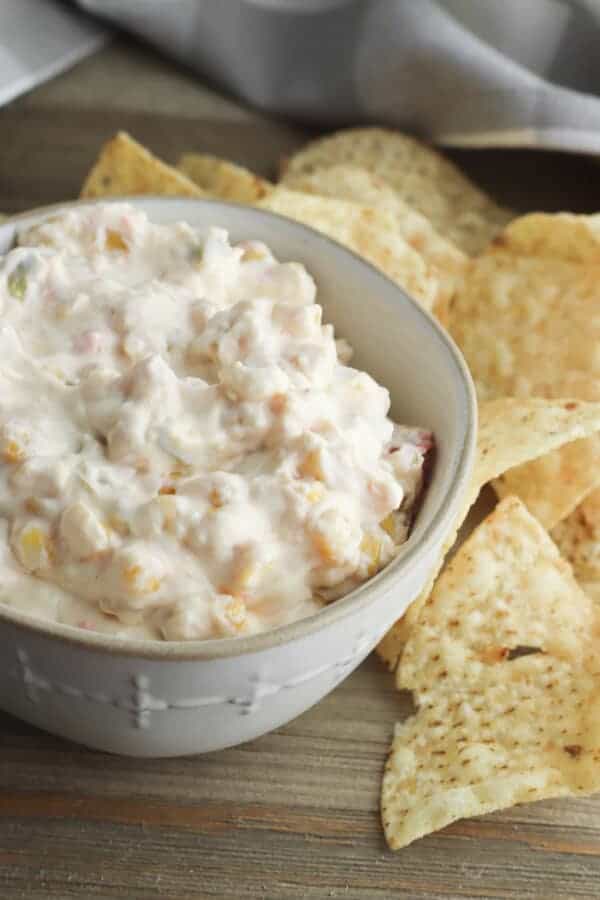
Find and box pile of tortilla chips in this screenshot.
[80,130,600,848]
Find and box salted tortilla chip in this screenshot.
[178,153,274,204]
[281,128,512,255]
[473,399,600,486]
[400,496,598,693]
[376,398,600,671]
[282,164,466,326]
[81,132,206,200]
[376,527,461,673]
[494,437,600,530]
[450,214,600,403]
[382,496,600,850]
[552,486,600,604]
[259,187,438,312]
[450,212,600,529]
[498,211,600,263]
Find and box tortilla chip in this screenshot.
[376,398,600,671]
[498,211,600,263]
[450,212,600,529]
[376,524,462,672]
[450,214,600,404]
[494,437,600,530]
[259,187,438,312]
[282,164,466,326]
[552,486,600,604]
[80,132,206,200]
[281,128,512,255]
[178,153,274,204]
[382,496,600,850]
[473,399,600,486]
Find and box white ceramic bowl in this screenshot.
[0,198,476,756]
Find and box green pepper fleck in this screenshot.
[190,244,204,266]
[7,263,28,301]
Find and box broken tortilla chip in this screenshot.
[259,187,439,312]
[552,486,600,604]
[450,212,600,529]
[282,163,466,326]
[178,153,274,204]
[81,132,206,200]
[382,495,600,850]
[376,398,600,671]
[281,128,512,255]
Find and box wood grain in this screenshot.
[1,36,600,900]
[3,656,600,900]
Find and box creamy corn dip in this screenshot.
[0,204,432,640]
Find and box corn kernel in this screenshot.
[169,464,193,480]
[360,534,381,576]
[2,440,25,464]
[17,524,54,571]
[225,597,247,630]
[106,514,129,537]
[123,564,162,594]
[158,485,176,496]
[144,577,162,593]
[298,449,324,481]
[105,229,128,252]
[123,563,141,584]
[241,245,267,262]
[269,393,286,415]
[380,514,395,538]
[209,487,224,508]
[229,563,255,595]
[222,545,260,596]
[312,532,337,565]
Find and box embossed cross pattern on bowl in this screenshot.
[12,630,373,729]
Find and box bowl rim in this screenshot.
[0,196,477,660]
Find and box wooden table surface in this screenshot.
[2,37,600,900]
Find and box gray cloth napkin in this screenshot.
[75,0,600,154]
